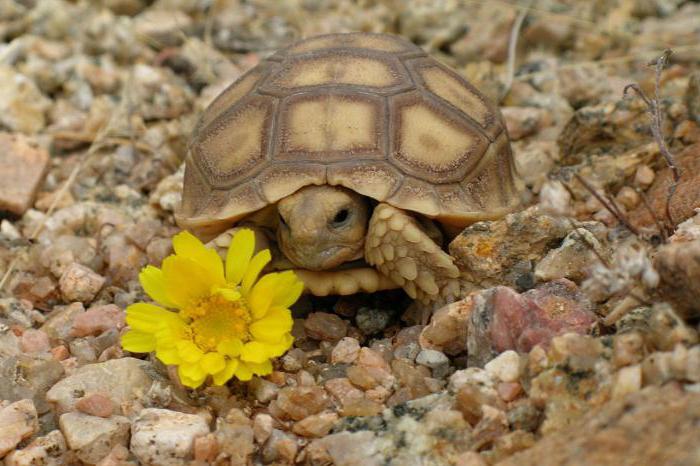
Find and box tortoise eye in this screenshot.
[331,208,350,227]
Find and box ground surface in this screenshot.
[0,1,699,465]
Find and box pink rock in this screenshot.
[497,382,523,402]
[20,329,50,353]
[71,304,125,337]
[0,133,49,215]
[0,400,39,457]
[51,345,70,361]
[75,393,115,418]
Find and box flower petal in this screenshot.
[176,340,204,363]
[178,363,207,388]
[246,360,273,377]
[214,287,241,302]
[240,341,270,364]
[216,338,242,357]
[248,273,279,319]
[264,333,294,358]
[201,352,226,374]
[125,303,179,333]
[249,307,293,343]
[154,344,181,365]
[241,249,271,295]
[226,229,255,285]
[234,362,254,381]
[212,358,239,385]
[172,231,225,285]
[121,330,156,353]
[271,270,304,309]
[139,266,177,308]
[161,256,212,308]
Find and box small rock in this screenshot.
[261,429,298,464]
[497,382,523,402]
[484,350,522,383]
[59,263,105,303]
[292,411,339,438]
[502,106,550,140]
[416,349,449,373]
[534,228,606,283]
[133,10,193,47]
[71,304,125,337]
[355,307,393,335]
[130,408,209,466]
[75,393,115,418]
[95,445,133,466]
[654,239,700,319]
[253,413,273,444]
[46,357,155,415]
[273,386,330,421]
[215,409,255,465]
[41,303,85,343]
[420,298,470,355]
[19,329,50,354]
[4,430,73,466]
[193,433,219,463]
[612,364,642,398]
[0,68,51,134]
[249,377,279,404]
[331,337,361,364]
[0,133,50,215]
[304,312,348,342]
[0,355,64,414]
[0,399,39,457]
[59,412,130,465]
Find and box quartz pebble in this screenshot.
[3,430,73,466]
[71,304,125,337]
[59,263,105,303]
[292,412,339,438]
[331,337,361,364]
[59,412,130,464]
[0,399,39,457]
[273,386,330,421]
[19,329,51,353]
[130,408,209,466]
[75,393,115,418]
[485,350,522,383]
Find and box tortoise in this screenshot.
[177,32,520,306]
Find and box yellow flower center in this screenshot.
[181,293,251,352]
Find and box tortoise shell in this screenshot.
[178,32,520,237]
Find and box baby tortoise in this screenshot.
[177,32,520,306]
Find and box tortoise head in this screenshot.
[276,185,369,270]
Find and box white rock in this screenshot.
[46,357,154,415]
[59,263,105,303]
[331,337,361,364]
[4,430,71,466]
[484,350,522,383]
[612,364,642,399]
[0,67,51,134]
[130,408,210,466]
[416,349,449,369]
[59,412,130,464]
[449,367,495,391]
[0,399,39,457]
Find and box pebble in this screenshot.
[215,409,255,465]
[3,430,73,466]
[484,350,522,383]
[355,307,393,335]
[0,399,39,457]
[46,357,155,415]
[292,412,339,438]
[273,386,330,421]
[71,304,125,337]
[75,393,115,418]
[193,433,219,463]
[420,298,470,355]
[0,68,51,134]
[19,329,51,353]
[130,409,209,466]
[261,429,298,464]
[0,354,65,415]
[59,263,105,303]
[304,312,348,342]
[0,133,50,215]
[250,377,279,404]
[497,382,523,402]
[534,228,606,283]
[59,412,130,464]
[331,337,361,364]
[611,364,642,398]
[634,165,655,188]
[253,413,273,444]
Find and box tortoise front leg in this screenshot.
[365,203,461,306]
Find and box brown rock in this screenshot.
[75,393,115,418]
[654,239,700,319]
[71,304,125,337]
[273,386,330,421]
[630,143,700,232]
[304,312,348,342]
[420,298,471,355]
[0,133,50,215]
[292,412,339,438]
[496,385,700,466]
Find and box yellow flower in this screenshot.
[121,229,302,388]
